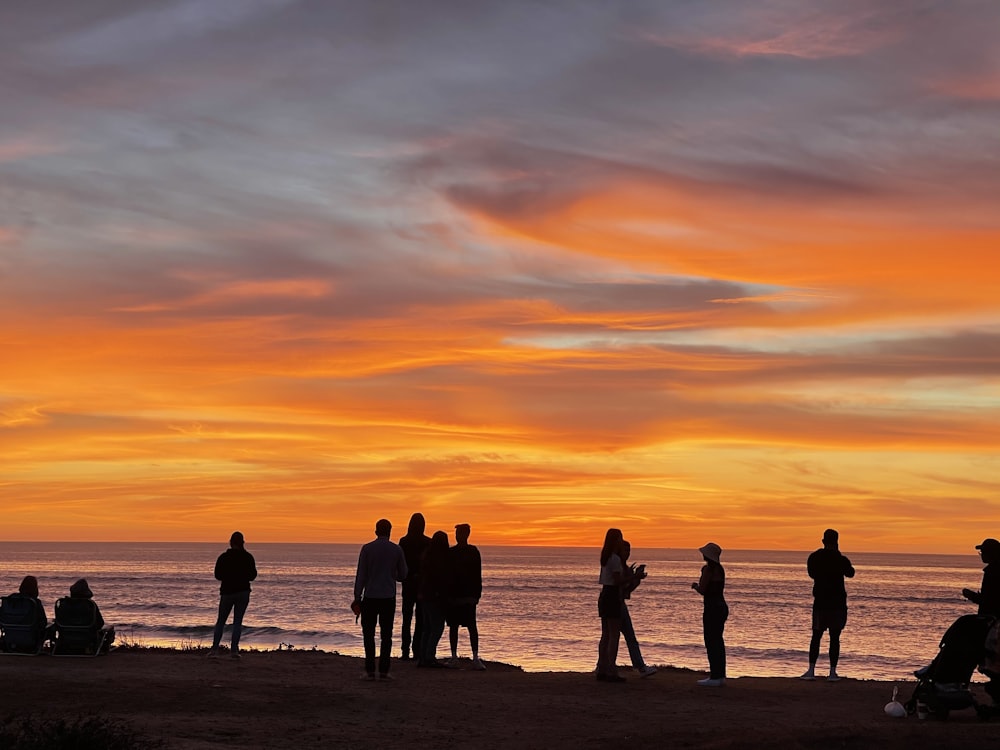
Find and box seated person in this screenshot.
[58,578,116,653]
[0,575,51,651]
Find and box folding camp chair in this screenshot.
[52,597,111,657]
[0,595,47,655]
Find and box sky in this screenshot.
[1,1,998,551]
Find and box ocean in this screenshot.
[0,543,987,681]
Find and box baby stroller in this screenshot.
[905,614,996,720]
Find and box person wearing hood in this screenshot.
[207,531,258,659]
[398,512,431,660]
[67,578,115,651]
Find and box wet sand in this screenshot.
[1,649,995,748]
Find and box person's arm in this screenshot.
[395,547,408,583]
[354,548,367,601]
[806,551,818,580]
[248,553,258,582]
[841,555,855,578]
[474,548,483,601]
[214,553,225,582]
[962,587,981,603]
[691,565,711,596]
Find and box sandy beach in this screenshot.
[0,649,995,749]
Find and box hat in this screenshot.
[976,538,1000,555]
[823,529,839,543]
[69,578,93,599]
[699,542,722,563]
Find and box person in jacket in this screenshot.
[354,518,408,680]
[207,531,258,659]
[596,528,626,683]
[417,530,451,668]
[801,529,855,681]
[67,578,116,652]
[691,542,728,686]
[398,512,431,660]
[963,537,1000,706]
[447,523,485,670]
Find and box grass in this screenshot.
[0,715,164,750]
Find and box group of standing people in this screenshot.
[354,514,484,680]
[597,527,856,685]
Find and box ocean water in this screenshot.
[0,543,987,681]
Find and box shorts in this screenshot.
[447,602,478,627]
[598,585,622,619]
[812,608,847,634]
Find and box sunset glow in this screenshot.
[1,1,998,551]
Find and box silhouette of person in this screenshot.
[68,578,115,651]
[801,529,855,681]
[417,530,450,668]
[962,537,1000,706]
[620,541,656,677]
[691,542,728,686]
[597,528,627,682]
[207,531,257,659]
[6,575,50,646]
[398,512,431,660]
[447,523,485,670]
[354,518,407,680]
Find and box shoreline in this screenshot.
[2,649,995,749]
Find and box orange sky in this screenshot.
[1,1,998,552]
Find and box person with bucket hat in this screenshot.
[691,542,728,686]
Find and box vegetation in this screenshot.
[0,715,163,750]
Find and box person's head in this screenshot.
[69,578,93,599]
[977,538,1000,565]
[699,542,722,565]
[600,528,624,566]
[407,512,426,536]
[375,518,392,538]
[455,523,471,544]
[18,575,39,598]
[430,530,449,551]
[621,540,632,563]
[230,531,245,549]
[822,529,839,548]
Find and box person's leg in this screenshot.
[230,591,251,652]
[360,599,378,676]
[211,595,236,650]
[468,618,479,659]
[802,608,825,679]
[829,628,842,676]
[425,603,445,662]
[620,603,644,670]
[597,617,610,675]
[605,617,622,677]
[400,587,415,658]
[377,598,395,676]
[449,621,459,659]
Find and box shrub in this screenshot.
[0,714,163,750]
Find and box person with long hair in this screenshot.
[691,542,728,686]
[597,528,627,682]
[417,530,451,668]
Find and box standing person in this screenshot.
[447,523,485,670]
[801,528,855,681]
[597,528,626,683]
[620,541,656,677]
[962,537,1000,706]
[398,512,431,660]
[691,542,728,686]
[417,530,451,668]
[354,518,408,680]
[207,531,258,659]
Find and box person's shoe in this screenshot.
[472,657,486,671]
[827,673,842,682]
[400,652,411,661]
[361,672,376,681]
[230,651,241,660]
[799,670,816,681]
[205,649,219,659]
[379,673,394,681]
[446,656,459,667]
[638,665,657,677]
[697,677,725,686]
[604,674,626,683]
